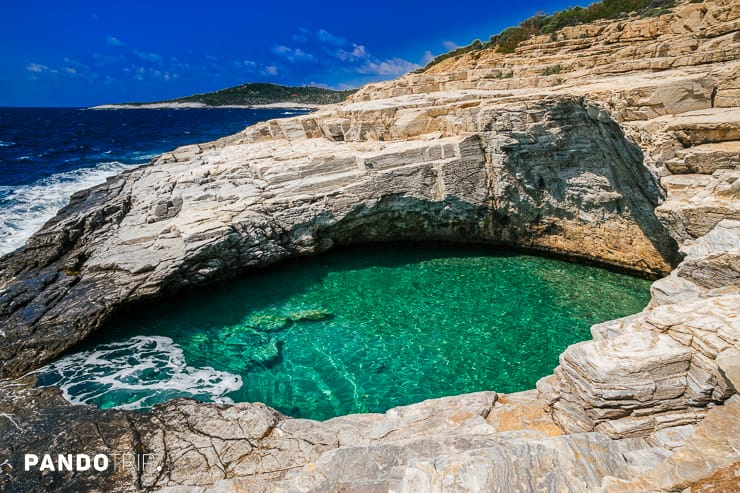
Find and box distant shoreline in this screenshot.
[89,101,322,110]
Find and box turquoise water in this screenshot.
[36,245,651,420]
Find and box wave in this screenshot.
[0,140,14,147]
[34,335,243,410]
[0,161,132,256]
[130,152,160,161]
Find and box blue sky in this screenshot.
[1,0,579,107]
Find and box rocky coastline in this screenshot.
[89,102,322,110]
[1,1,738,491]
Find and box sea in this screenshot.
[0,107,309,256]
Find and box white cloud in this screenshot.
[232,59,257,70]
[63,57,88,68]
[320,34,419,77]
[352,45,368,58]
[272,45,315,63]
[317,28,347,46]
[288,27,347,47]
[26,63,48,73]
[336,44,369,62]
[134,50,163,63]
[422,50,434,64]
[359,57,419,76]
[106,36,125,47]
[263,65,279,76]
[443,40,460,51]
[26,63,57,74]
[128,66,176,82]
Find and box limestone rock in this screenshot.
[650,219,740,306]
[485,390,563,437]
[539,220,739,438]
[716,349,740,392]
[390,433,633,493]
[0,1,738,491]
[601,402,740,493]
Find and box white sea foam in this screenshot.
[0,140,14,147]
[0,161,132,255]
[36,335,243,410]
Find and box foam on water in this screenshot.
[132,152,160,161]
[34,335,243,410]
[1,107,309,256]
[0,161,133,255]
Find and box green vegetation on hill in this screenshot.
[424,0,678,70]
[174,83,356,106]
[116,83,356,107]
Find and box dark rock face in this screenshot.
[0,174,133,377]
[0,381,139,492]
[0,379,307,493]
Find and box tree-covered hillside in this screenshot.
[174,83,356,106]
[424,0,681,69]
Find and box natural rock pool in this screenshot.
[35,245,652,420]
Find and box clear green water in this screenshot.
[36,245,651,420]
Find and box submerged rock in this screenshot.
[220,326,284,370]
[243,311,291,332]
[287,309,334,323]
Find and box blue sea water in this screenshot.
[0,107,309,255]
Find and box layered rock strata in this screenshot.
[0,0,739,491]
[538,221,739,438]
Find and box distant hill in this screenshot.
[93,83,357,109]
[173,83,356,106]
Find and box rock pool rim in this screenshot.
[103,238,669,319]
[32,241,648,421]
[48,238,663,360]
